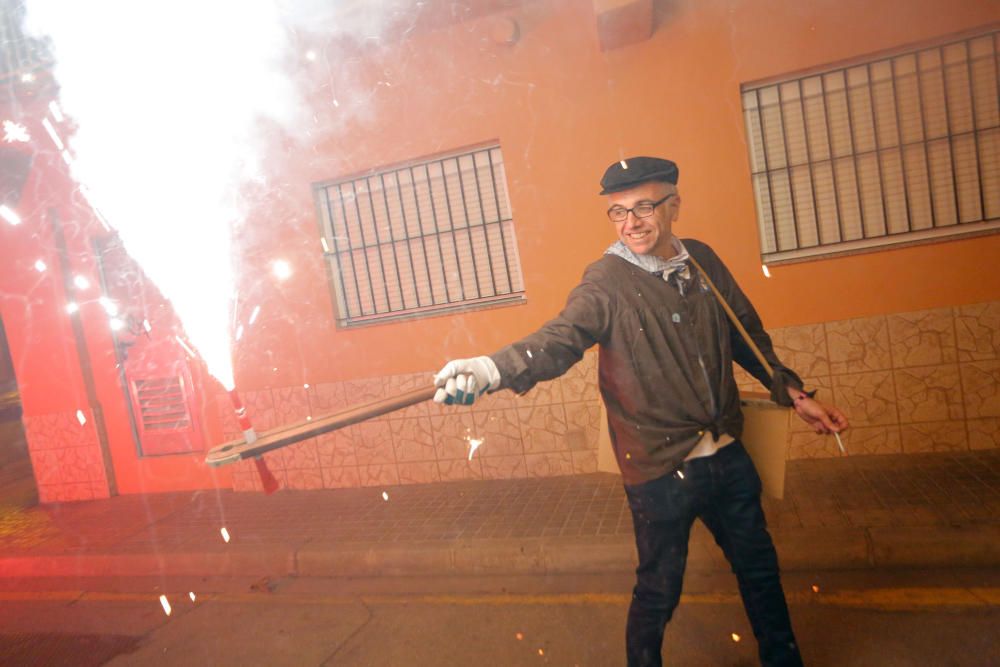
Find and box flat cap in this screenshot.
[599,156,679,194]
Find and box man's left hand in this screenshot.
[790,393,849,435]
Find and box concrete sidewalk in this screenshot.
[1,449,998,579]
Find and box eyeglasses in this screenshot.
[607,194,674,223]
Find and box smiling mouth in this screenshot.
[626,231,651,240]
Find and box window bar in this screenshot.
[452,157,483,298]
[753,88,782,250]
[398,166,436,306]
[425,161,466,302]
[839,69,871,239]
[888,56,916,232]
[349,179,390,311]
[390,169,428,308]
[333,185,374,316]
[419,163,454,304]
[367,175,406,311]
[774,83,802,248]
[379,172,420,310]
[937,46,965,224]
[963,40,988,221]
[912,52,940,228]
[818,75,847,242]
[485,148,515,292]
[795,78,824,246]
[322,187,360,319]
[467,152,499,295]
[863,62,892,237]
[406,164,450,305]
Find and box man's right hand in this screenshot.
[433,356,501,406]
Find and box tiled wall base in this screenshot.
[22,408,112,502]
[222,299,1000,491]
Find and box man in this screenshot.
[434,156,848,666]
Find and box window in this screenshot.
[742,28,1000,264]
[314,145,525,326]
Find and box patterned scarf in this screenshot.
[604,236,691,282]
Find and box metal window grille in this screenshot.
[742,28,1000,264]
[315,145,525,326]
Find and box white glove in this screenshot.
[433,356,501,405]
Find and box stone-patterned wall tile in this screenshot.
[386,372,432,418]
[894,365,965,423]
[358,464,399,487]
[955,301,1000,361]
[826,316,892,374]
[968,418,1000,450]
[560,356,600,403]
[733,365,761,395]
[397,461,441,485]
[243,389,276,431]
[438,458,483,482]
[231,458,263,492]
[430,411,479,460]
[960,360,1000,418]
[342,377,388,406]
[518,405,569,454]
[322,466,361,489]
[22,411,99,452]
[471,409,523,457]
[308,382,349,416]
[517,378,564,407]
[770,324,830,377]
[350,422,395,465]
[843,426,902,456]
[281,438,320,471]
[391,417,436,462]
[524,452,575,477]
[901,421,968,453]
[316,431,358,468]
[571,450,598,474]
[481,454,527,480]
[272,386,310,426]
[564,402,600,451]
[787,431,841,459]
[29,446,104,486]
[789,376,834,433]
[467,388,516,413]
[39,483,96,503]
[213,394,241,441]
[887,308,958,367]
[832,371,898,426]
[285,468,324,490]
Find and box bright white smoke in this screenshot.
[25,1,303,390]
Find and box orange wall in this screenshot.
[230,0,1000,392]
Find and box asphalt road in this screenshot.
[1,569,998,666]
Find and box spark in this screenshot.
[159,595,172,616]
[249,305,261,325]
[142,319,152,332]
[48,100,64,122]
[538,648,544,656]
[3,120,29,142]
[109,318,125,331]
[303,383,309,389]
[73,275,90,290]
[235,324,244,341]
[304,49,317,61]
[834,431,846,454]
[332,99,340,108]
[761,264,771,278]
[220,527,231,543]
[41,117,64,150]
[0,205,21,226]
[60,149,73,165]
[99,297,118,315]
[811,585,820,593]
[526,349,533,359]
[676,470,685,479]
[175,335,198,358]
[320,236,330,252]
[76,409,87,425]
[466,437,484,461]
[620,160,628,169]
[34,259,46,272]
[188,592,197,602]
[731,633,741,642]
[272,259,292,281]
[65,302,79,314]
[382,491,389,501]
[516,633,523,641]
[20,72,35,83]
[306,415,312,421]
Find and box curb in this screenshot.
[2,525,998,579]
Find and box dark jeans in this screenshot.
[624,441,802,667]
